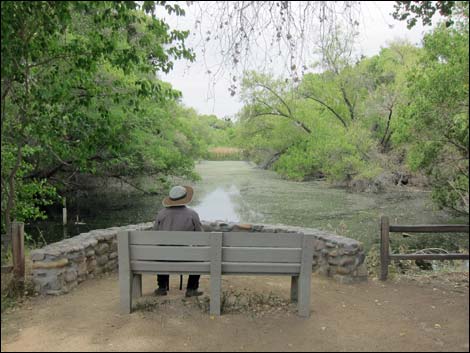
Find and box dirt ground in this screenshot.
[1,272,469,352]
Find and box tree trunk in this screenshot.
[4,145,23,238]
[380,108,393,151]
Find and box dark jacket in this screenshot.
[153,206,203,232]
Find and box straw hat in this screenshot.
[162,185,194,207]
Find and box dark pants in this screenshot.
[157,275,200,290]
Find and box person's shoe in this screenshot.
[154,288,168,296]
[185,289,203,297]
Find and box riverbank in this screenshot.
[1,271,468,352]
[26,161,468,254]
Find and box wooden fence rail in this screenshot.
[380,216,469,281]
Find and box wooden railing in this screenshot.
[380,216,469,281]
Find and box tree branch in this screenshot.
[109,175,159,195]
[302,93,348,128]
[251,97,312,134]
[255,82,294,118]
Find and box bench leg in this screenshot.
[290,276,299,303]
[132,274,142,298]
[298,275,311,318]
[120,272,132,314]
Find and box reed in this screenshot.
[206,147,245,161]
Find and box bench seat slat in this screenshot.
[131,261,301,275]
[131,261,210,273]
[222,247,301,263]
[222,262,301,274]
[130,245,210,261]
[223,232,302,248]
[130,231,210,246]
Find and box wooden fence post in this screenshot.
[380,216,390,281]
[11,221,25,283]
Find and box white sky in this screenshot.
[158,1,437,118]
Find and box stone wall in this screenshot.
[203,222,368,284]
[30,221,367,295]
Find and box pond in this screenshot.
[28,161,468,258]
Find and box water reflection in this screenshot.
[192,185,241,222]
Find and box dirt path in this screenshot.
[1,272,468,352]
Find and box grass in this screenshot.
[1,246,36,314]
[1,273,36,314]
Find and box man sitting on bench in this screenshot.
[153,185,204,298]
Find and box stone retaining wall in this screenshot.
[30,221,367,295]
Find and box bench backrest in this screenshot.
[118,231,314,317]
[118,231,312,275]
[119,231,215,275]
[222,232,304,275]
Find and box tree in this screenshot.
[241,72,312,134]
[393,20,469,214]
[295,25,366,129]
[360,41,420,151]
[392,1,465,29]
[236,69,380,183]
[1,1,194,234]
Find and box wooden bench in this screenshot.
[118,231,314,317]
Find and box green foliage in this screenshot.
[235,13,468,214]
[190,114,237,149]
[237,66,382,184]
[359,42,420,151]
[273,120,380,182]
[273,141,321,181]
[1,145,60,232]
[1,1,199,232]
[394,21,469,214]
[2,0,468,233]
[392,1,467,29]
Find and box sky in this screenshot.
[158,1,437,119]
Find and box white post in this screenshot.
[62,197,67,226]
